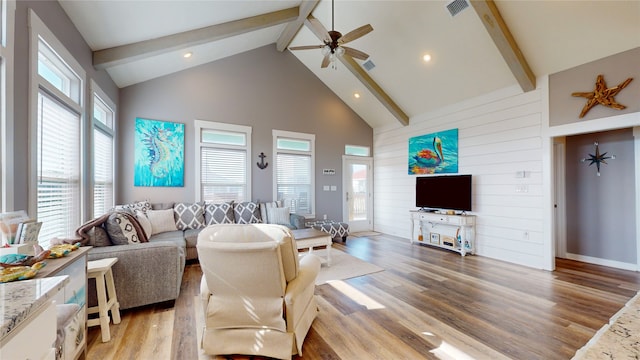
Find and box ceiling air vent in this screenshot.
[446,0,470,17]
[362,59,376,71]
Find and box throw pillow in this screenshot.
[204,202,235,225]
[135,210,152,238]
[234,201,262,224]
[267,206,290,226]
[146,209,178,235]
[113,200,152,214]
[173,202,205,230]
[104,212,143,245]
[88,226,112,247]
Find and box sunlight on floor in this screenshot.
[422,332,475,360]
[327,280,385,310]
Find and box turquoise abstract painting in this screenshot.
[408,128,458,174]
[134,118,184,187]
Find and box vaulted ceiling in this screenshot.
[59,0,640,129]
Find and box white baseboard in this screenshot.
[565,253,638,271]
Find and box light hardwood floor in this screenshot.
[86,234,640,359]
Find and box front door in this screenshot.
[342,156,373,232]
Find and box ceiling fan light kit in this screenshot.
[290,0,373,69]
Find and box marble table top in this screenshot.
[0,275,69,340]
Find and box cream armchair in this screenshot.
[197,224,322,359]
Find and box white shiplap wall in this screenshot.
[374,81,552,269]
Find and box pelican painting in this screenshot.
[408,129,458,175]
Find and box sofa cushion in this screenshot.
[183,228,201,249]
[135,210,152,238]
[204,202,235,225]
[267,206,290,226]
[174,202,205,230]
[148,230,187,247]
[146,209,178,235]
[105,212,144,245]
[234,202,262,224]
[88,226,112,247]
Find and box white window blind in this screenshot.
[93,128,113,217]
[276,153,312,214]
[200,147,247,202]
[37,91,80,245]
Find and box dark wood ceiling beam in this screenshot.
[339,55,409,126]
[94,7,299,70]
[471,0,536,92]
[276,0,320,52]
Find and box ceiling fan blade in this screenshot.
[308,18,331,43]
[342,47,369,61]
[321,53,331,68]
[338,24,373,45]
[289,45,325,51]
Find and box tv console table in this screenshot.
[409,211,476,256]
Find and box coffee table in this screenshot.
[291,228,332,266]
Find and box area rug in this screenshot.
[304,248,384,285]
[573,291,640,359]
[349,231,382,237]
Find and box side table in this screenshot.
[291,228,332,266]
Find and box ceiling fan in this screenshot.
[289,0,373,68]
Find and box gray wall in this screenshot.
[550,47,640,126]
[13,0,119,213]
[118,44,373,220]
[565,129,636,263]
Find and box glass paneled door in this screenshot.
[342,156,373,232]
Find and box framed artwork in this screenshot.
[408,128,458,175]
[134,118,185,187]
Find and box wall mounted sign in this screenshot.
[571,74,633,118]
[134,118,185,187]
[408,128,458,175]
[581,141,615,176]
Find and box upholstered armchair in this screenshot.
[197,224,322,359]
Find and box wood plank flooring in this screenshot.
[86,234,640,359]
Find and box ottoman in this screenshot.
[307,220,350,242]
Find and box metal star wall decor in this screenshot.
[571,74,633,118]
[581,141,615,176]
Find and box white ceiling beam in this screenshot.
[339,55,410,126]
[276,0,320,52]
[471,0,536,92]
[94,7,299,70]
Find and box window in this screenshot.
[0,0,15,209]
[273,130,315,217]
[30,10,85,246]
[345,145,370,157]
[195,121,251,203]
[92,83,115,218]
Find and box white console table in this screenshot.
[410,211,476,256]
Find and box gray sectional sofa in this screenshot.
[83,200,305,310]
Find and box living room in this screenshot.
[2,0,640,359]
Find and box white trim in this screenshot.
[0,0,15,211]
[272,129,316,217]
[565,252,637,272]
[634,126,640,271]
[548,111,640,138]
[539,75,555,271]
[193,120,252,202]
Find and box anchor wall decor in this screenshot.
[257,152,268,169]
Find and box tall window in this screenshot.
[30,11,85,245]
[0,0,15,210]
[195,121,251,203]
[273,130,315,216]
[92,84,115,218]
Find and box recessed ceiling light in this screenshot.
[183,52,193,58]
[354,92,361,99]
[423,54,432,62]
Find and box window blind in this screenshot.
[37,91,80,245]
[201,147,247,203]
[276,153,311,214]
[93,128,113,217]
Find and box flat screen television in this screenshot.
[415,174,472,212]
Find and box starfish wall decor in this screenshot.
[581,141,615,176]
[571,74,633,118]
